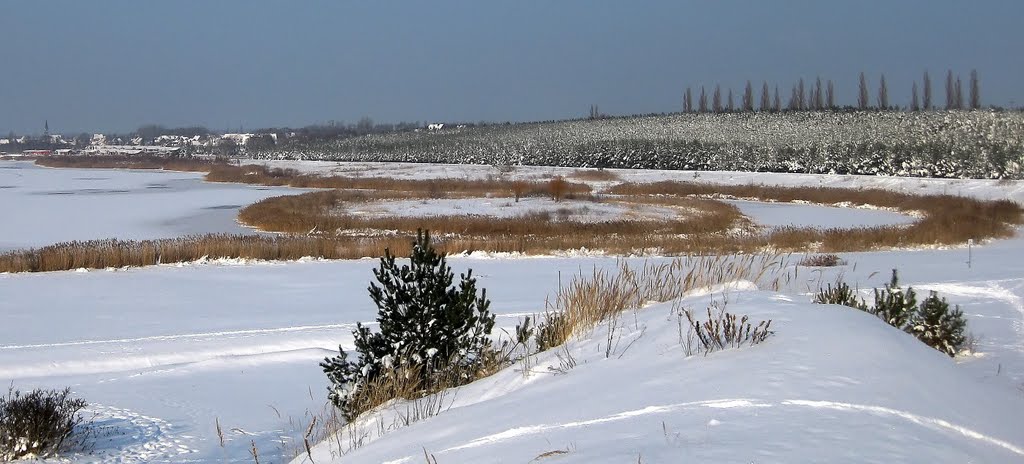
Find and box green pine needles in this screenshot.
[321,229,496,421]
[815,270,968,357]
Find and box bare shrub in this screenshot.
[0,387,91,460]
[799,253,845,267]
[682,304,774,356]
[548,176,568,202]
[569,168,620,181]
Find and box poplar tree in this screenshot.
[699,86,708,113]
[877,74,889,110]
[911,82,920,111]
[858,72,869,110]
[814,77,824,110]
[969,69,980,110]
[945,70,954,110]
[955,76,964,110]
[760,81,770,111]
[797,78,806,110]
[922,71,932,110]
[742,81,752,112]
[826,80,835,110]
[712,85,722,113]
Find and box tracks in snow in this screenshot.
[437,398,1024,457]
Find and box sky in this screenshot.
[1,1,1021,135]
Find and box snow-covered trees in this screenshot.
[907,292,967,357]
[815,270,968,357]
[321,230,495,420]
[248,111,1024,180]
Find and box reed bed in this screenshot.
[237,189,743,238]
[611,180,1024,250]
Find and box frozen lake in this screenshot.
[725,199,916,229]
[0,160,302,251]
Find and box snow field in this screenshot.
[0,161,1023,462]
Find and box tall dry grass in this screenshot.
[541,254,791,348]
[0,235,420,273]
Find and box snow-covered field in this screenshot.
[1,161,1023,463]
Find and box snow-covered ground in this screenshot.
[1,161,1023,463]
[0,161,301,251]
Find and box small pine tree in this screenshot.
[872,270,917,328]
[907,291,966,357]
[321,229,495,419]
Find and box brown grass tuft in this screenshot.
[540,254,791,348]
[798,253,845,267]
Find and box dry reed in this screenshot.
[541,254,790,348]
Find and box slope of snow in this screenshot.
[301,287,1024,463]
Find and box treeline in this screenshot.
[681,69,984,113]
[250,111,1024,180]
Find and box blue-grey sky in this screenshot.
[1,1,1021,135]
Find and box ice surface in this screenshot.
[0,160,301,251]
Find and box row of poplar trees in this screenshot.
[682,70,981,113]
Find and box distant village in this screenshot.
[0,125,278,158]
[0,118,442,158]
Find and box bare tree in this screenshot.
[788,85,799,111]
[970,69,980,109]
[684,87,693,113]
[923,71,932,110]
[955,75,963,110]
[877,74,889,109]
[797,78,806,110]
[911,82,920,111]
[945,70,954,110]
[814,77,824,110]
[727,89,735,112]
[826,80,835,109]
[699,86,708,113]
[760,81,770,111]
[773,86,781,111]
[712,85,722,113]
[858,72,869,110]
[743,80,754,112]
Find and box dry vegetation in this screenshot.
[7,155,1021,274]
[539,255,791,349]
[610,181,1024,251]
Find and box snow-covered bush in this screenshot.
[321,229,496,421]
[813,281,868,310]
[0,387,90,460]
[907,292,967,357]
[871,270,918,328]
[814,270,968,357]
